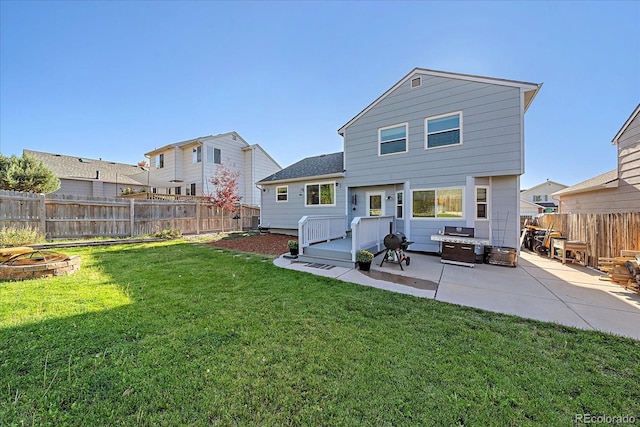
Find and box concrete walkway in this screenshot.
[274,250,640,340]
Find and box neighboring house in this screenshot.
[24,149,149,197]
[142,132,281,206]
[259,68,541,255]
[552,104,640,213]
[520,179,568,215]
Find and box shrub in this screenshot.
[152,229,182,239]
[356,250,374,263]
[287,240,298,250]
[0,226,45,247]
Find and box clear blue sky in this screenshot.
[1,0,638,190]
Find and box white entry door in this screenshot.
[366,192,385,216]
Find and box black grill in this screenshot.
[380,232,412,270]
[383,232,410,251]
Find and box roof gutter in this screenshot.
[257,172,345,186]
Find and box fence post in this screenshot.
[39,194,46,238]
[196,201,200,235]
[130,199,135,237]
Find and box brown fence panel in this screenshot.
[537,212,640,267]
[1,191,261,240]
[44,194,132,238]
[0,190,46,233]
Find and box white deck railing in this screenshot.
[350,216,393,262]
[298,215,348,251]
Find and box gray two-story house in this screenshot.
[258,68,541,265]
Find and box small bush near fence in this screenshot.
[152,228,183,239]
[0,226,45,248]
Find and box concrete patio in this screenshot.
[274,250,640,341]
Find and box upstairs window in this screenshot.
[379,123,408,156]
[276,186,288,202]
[533,195,548,202]
[175,186,181,195]
[192,146,202,163]
[426,112,462,149]
[214,148,221,164]
[156,154,164,169]
[305,182,335,206]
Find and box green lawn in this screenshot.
[1,240,638,426]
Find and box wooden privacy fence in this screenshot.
[0,190,260,239]
[537,212,640,268]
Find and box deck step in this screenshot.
[303,246,352,261]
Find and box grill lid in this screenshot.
[383,232,408,250]
[443,226,475,237]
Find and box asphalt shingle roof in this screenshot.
[258,152,344,183]
[24,150,147,185]
[552,169,618,196]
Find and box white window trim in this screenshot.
[365,191,385,217]
[396,190,404,219]
[304,181,337,207]
[276,185,288,203]
[475,185,490,221]
[378,122,409,157]
[410,187,465,220]
[425,111,463,150]
[192,146,202,163]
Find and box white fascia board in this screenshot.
[258,172,345,186]
[611,103,640,145]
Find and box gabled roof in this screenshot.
[552,169,618,197]
[145,131,249,156]
[24,150,146,185]
[521,199,545,208]
[612,103,640,145]
[242,144,282,169]
[338,68,542,135]
[520,180,568,194]
[258,152,344,184]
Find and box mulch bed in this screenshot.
[208,233,294,256]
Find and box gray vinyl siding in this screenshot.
[55,179,93,197]
[55,179,145,198]
[249,147,282,206]
[557,188,625,213]
[259,179,346,232]
[341,73,525,251]
[344,74,524,187]
[616,112,640,211]
[490,175,520,248]
[558,112,640,214]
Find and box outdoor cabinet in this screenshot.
[441,242,476,264]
